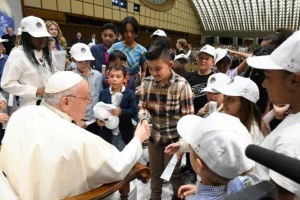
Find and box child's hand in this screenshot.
[164,142,180,154]
[197,104,209,116]
[0,100,7,110]
[178,184,197,199]
[110,107,122,116]
[97,119,105,127]
[0,113,9,123]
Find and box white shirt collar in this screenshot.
[109,85,125,94]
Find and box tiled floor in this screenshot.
[109,148,195,200]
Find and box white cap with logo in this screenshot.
[213,76,259,103]
[194,44,216,60]
[203,73,231,93]
[150,29,167,38]
[247,30,300,73]
[70,43,95,61]
[215,48,231,65]
[177,112,254,179]
[174,54,189,63]
[20,16,51,38]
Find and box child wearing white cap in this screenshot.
[185,44,216,114]
[197,73,231,117]
[247,30,300,199]
[213,76,264,145]
[214,48,249,79]
[177,112,255,200]
[70,43,102,135]
[1,16,56,107]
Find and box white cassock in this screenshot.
[0,104,142,200]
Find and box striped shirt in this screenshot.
[138,70,194,143]
[108,42,147,75]
[192,177,246,200]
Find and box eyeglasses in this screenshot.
[66,94,93,104]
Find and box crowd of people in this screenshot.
[0,14,299,200]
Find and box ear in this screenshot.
[195,157,204,174]
[168,61,173,69]
[290,73,300,89]
[60,97,70,113]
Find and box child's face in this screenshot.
[206,92,224,107]
[76,60,90,72]
[223,95,242,118]
[216,62,230,73]
[147,59,172,84]
[102,29,116,48]
[49,41,57,51]
[109,69,125,90]
[196,53,214,70]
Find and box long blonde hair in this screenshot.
[45,20,67,48]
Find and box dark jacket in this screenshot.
[90,43,106,72]
[98,87,137,144]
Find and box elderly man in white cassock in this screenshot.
[0,71,151,200]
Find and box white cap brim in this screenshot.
[72,55,95,61]
[213,86,240,97]
[203,86,218,93]
[0,39,8,43]
[246,55,284,71]
[177,115,203,143]
[28,31,51,38]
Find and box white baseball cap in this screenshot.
[247,30,300,73]
[194,44,216,60]
[174,54,189,63]
[0,38,8,43]
[150,29,167,38]
[213,76,259,103]
[70,43,95,61]
[177,112,254,179]
[20,16,51,38]
[203,73,231,93]
[45,71,83,93]
[93,102,119,129]
[215,48,231,65]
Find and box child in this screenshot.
[97,63,137,151]
[197,73,231,117]
[102,50,135,91]
[139,36,194,199]
[69,43,102,135]
[214,76,264,145]
[177,112,255,199]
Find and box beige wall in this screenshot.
[23,0,201,35]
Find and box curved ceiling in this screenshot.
[191,0,300,37]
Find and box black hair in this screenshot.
[144,36,171,62]
[262,28,294,48]
[253,45,276,56]
[108,63,127,77]
[109,50,127,62]
[101,23,117,34]
[119,16,140,37]
[21,32,55,73]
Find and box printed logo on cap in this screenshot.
[81,48,86,53]
[36,22,43,28]
[228,78,234,84]
[287,59,295,70]
[210,77,216,83]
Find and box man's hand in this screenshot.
[0,100,7,110]
[0,113,9,123]
[134,121,152,143]
[36,87,45,97]
[273,104,291,119]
